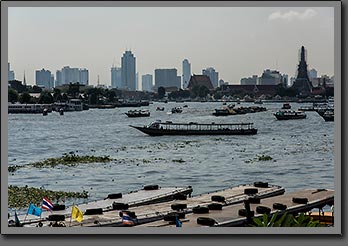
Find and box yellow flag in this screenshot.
[71,205,83,222]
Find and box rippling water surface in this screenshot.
[8,102,334,205]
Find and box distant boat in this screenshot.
[298,105,315,111]
[125,110,150,118]
[43,108,48,116]
[156,107,165,111]
[322,110,334,122]
[130,120,258,136]
[59,108,64,115]
[274,110,306,120]
[281,103,291,109]
[171,107,183,113]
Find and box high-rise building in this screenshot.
[111,66,122,89]
[308,68,318,81]
[259,69,283,85]
[202,67,219,88]
[182,59,191,89]
[154,68,180,89]
[35,68,54,89]
[241,75,258,85]
[142,74,153,92]
[57,66,89,86]
[8,62,15,81]
[121,50,136,91]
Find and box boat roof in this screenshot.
[156,122,254,126]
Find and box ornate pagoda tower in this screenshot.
[292,46,313,95]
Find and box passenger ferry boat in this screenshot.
[130,120,257,136]
[274,110,306,120]
[8,103,52,114]
[125,109,150,117]
[322,110,334,122]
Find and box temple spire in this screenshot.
[23,71,26,86]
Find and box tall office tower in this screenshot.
[154,68,180,89]
[308,68,318,81]
[121,50,136,91]
[142,74,153,92]
[111,66,122,89]
[36,68,53,89]
[55,70,62,87]
[8,62,15,81]
[202,67,219,88]
[182,59,191,89]
[292,46,313,94]
[79,69,89,85]
[59,66,89,85]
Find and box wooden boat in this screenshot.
[212,108,236,116]
[125,110,150,117]
[322,110,334,122]
[281,103,291,109]
[274,110,306,120]
[11,185,193,227]
[137,188,334,227]
[171,107,183,113]
[54,182,285,227]
[130,120,258,136]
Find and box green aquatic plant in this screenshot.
[8,153,113,172]
[8,185,89,208]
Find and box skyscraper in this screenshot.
[202,67,219,88]
[121,50,136,91]
[154,68,180,89]
[142,74,153,92]
[57,66,89,86]
[182,59,191,89]
[36,68,53,89]
[8,62,15,81]
[111,66,122,89]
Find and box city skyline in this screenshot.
[8,7,334,87]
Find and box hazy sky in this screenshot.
[8,6,334,87]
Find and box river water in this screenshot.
[8,102,334,208]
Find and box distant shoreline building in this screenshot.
[154,68,181,90]
[241,75,258,85]
[202,67,219,88]
[182,59,191,89]
[8,62,15,81]
[111,66,122,89]
[142,74,153,92]
[55,66,89,86]
[121,50,136,91]
[35,68,54,89]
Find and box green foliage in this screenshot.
[8,185,89,208]
[38,91,54,104]
[252,211,322,227]
[19,92,32,104]
[8,88,19,103]
[158,87,166,99]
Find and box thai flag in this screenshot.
[122,212,136,226]
[42,197,54,212]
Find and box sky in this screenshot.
[8,6,334,88]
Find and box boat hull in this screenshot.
[131,126,257,136]
[274,115,306,120]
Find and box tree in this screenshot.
[158,87,165,99]
[38,91,54,104]
[8,88,19,103]
[53,88,62,102]
[19,92,32,104]
[198,86,210,98]
[67,83,80,98]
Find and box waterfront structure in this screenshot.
[56,66,89,86]
[220,84,278,97]
[35,68,54,89]
[202,67,219,88]
[8,62,15,81]
[154,68,180,90]
[292,46,313,94]
[111,66,122,89]
[241,75,258,85]
[182,59,191,89]
[259,69,283,85]
[142,74,153,92]
[121,50,136,91]
[187,75,214,90]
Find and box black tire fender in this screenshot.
[292,197,308,204]
[256,206,271,214]
[248,196,260,204]
[143,185,159,190]
[84,208,103,215]
[244,188,258,195]
[48,214,66,221]
[52,204,66,211]
[273,203,287,210]
[112,202,129,210]
[197,217,217,226]
[107,193,122,199]
[254,181,269,188]
[171,203,187,210]
[173,193,187,200]
[211,195,225,202]
[192,206,209,214]
[163,212,185,221]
